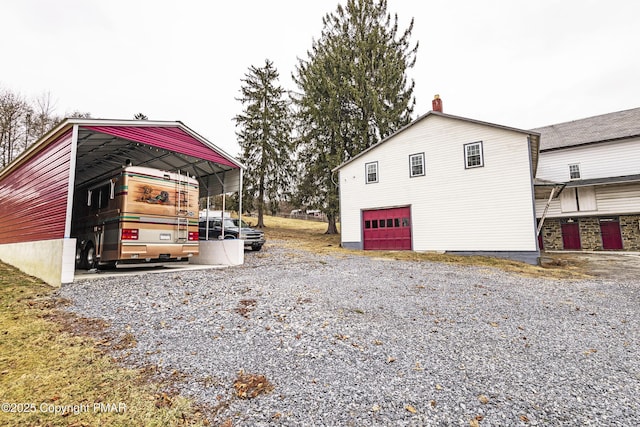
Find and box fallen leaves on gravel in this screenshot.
[233,371,274,399]
[404,404,417,413]
[235,299,257,318]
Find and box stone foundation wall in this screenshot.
[579,217,601,250]
[540,218,563,250]
[621,215,640,250]
[540,215,640,251]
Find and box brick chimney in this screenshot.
[432,94,443,112]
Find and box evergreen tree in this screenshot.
[293,0,418,234]
[234,59,293,228]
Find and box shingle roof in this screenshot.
[533,107,640,151]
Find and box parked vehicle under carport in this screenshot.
[198,218,266,251]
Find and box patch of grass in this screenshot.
[253,215,588,279]
[0,262,208,427]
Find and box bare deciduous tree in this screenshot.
[0,88,29,168]
[0,88,90,170]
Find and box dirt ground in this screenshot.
[543,251,640,281]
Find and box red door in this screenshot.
[561,222,581,250]
[363,207,411,250]
[600,219,623,250]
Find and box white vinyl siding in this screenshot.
[338,115,536,251]
[537,137,640,182]
[535,136,640,219]
[536,183,640,218]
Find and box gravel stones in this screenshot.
[59,242,640,426]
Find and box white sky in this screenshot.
[2,0,639,157]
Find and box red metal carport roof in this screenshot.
[84,125,238,168]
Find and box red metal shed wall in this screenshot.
[0,130,73,244]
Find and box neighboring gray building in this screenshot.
[534,107,640,251]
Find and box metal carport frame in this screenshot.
[0,118,244,286]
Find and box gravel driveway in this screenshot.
[60,241,640,426]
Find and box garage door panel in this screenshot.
[363,207,411,250]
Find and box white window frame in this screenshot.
[409,153,425,177]
[569,163,581,180]
[365,161,378,184]
[464,141,484,169]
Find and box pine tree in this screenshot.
[235,59,294,228]
[293,0,418,234]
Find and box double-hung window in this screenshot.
[409,153,425,177]
[464,141,484,168]
[365,161,378,184]
[569,164,581,180]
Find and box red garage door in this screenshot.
[363,207,412,250]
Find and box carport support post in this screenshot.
[205,188,210,240]
[61,125,80,284]
[238,168,243,228]
[221,183,225,237]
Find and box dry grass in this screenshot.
[0,262,209,427]
[248,215,589,279]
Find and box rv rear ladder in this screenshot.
[176,170,189,242]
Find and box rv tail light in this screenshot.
[122,228,139,240]
[188,231,199,241]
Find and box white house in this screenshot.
[534,107,640,251]
[334,100,541,264]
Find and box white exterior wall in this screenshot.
[535,137,640,218]
[537,138,640,182]
[536,183,640,218]
[339,115,537,252]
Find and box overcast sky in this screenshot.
[2,0,639,157]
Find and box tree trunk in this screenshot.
[325,213,339,234]
[257,175,265,228]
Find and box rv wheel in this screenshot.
[83,243,96,270]
[75,245,84,268]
